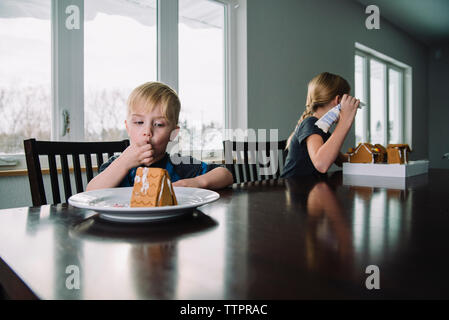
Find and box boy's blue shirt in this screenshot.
[99,152,223,187]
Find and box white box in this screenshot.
[342,160,429,178]
[342,172,428,189]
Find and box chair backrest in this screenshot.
[222,140,288,183]
[24,138,130,206]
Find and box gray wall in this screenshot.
[428,43,449,169]
[0,175,33,209]
[247,0,429,160]
[0,172,89,210]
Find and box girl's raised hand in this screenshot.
[339,94,359,125]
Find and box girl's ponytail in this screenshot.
[286,72,350,150]
[286,106,314,149]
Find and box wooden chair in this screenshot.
[24,138,130,206]
[222,140,288,183]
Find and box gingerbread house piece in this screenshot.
[387,144,411,164]
[348,143,385,164]
[374,144,387,163]
[130,167,178,207]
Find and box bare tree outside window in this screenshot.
[84,88,128,142]
[0,1,51,154]
[0,86,51,153]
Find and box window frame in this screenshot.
[354,43,412,147]
[0,0,247,170]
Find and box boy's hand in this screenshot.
[173,177,204,188]
[339,94,359,126]
[121,143,155,169]
[173,168,232,190]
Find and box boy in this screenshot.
[86,82,233,191]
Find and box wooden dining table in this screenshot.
[1,169,449,300]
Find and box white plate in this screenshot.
[68,187,220,223]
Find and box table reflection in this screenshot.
[285,172,415,283]
[285,175,354,280]
[69,210,218,244]
[305,180,353,276]
[23,205,85,299]
[351,185,413,264]
[130,243,178,299]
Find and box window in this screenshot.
[388,68,403,144]
[0,0,51,154]
[84,0,157,142]
[178,0,226,157]
[354,43,411,147]
[0,0,245,168]
[354,55,367,143]
[369,58,386,144]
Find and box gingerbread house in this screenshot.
[130,167,178,207]
[348,143,386,164]
[387,144,411,164]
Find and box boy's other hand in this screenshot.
[173,177,204,189]
[121,142,155,169]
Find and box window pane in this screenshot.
[388,69,402,144]
[84,0,157,142]
[354,55,366,144]
[369,59,386,145]
[178,0,225,157]
[0,0,51,154]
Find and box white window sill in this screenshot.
[0,149,226,175]
[0,154,26,170]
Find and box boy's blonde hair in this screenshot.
[286,72,350,149]
[127,82,181,125]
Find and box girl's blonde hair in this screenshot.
[127,81,181,125]
[286,72,350,149]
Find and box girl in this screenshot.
[281,72,360,178]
